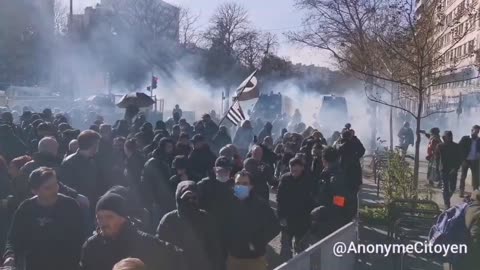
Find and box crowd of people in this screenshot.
[0,105,365,270]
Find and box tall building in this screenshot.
[429,0,480,110]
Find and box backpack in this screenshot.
[428,203,470,263]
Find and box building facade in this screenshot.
[429,0,480,111]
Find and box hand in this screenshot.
[75,194,90,210]
[280,219,287,227]
[3,257,15,267]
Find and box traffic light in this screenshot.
[152,76,158,89]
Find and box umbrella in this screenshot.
[86,95,115,107]
[116,92,155,108]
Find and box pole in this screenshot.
[69,0,73,30]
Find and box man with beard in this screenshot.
[188,135,217,182]
[60,130,102,208]
[142,138,176,226]
[80,193,183,270]
[459,125,480,197]
[277,157,315,259]
[225,171,280,270]
[157,181,221,270]
[3,167,84,270]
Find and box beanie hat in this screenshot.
[96,193,128,218]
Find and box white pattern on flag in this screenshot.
[226,101,246,126]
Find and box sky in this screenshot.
[65,0,333,67]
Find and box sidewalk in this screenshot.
[357,158,473,270]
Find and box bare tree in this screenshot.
[237,31,280,70]
[179,7,201,48]
[204,2,252,57]
[289,0,479,186]
[54,0,68,36]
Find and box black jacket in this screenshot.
[81,224,184,270]
[0,131,27,162]
[157,181,222,270]
[197,177,234,227]
[21,152,78,199]
[277,172,316,234]
[125,152,146,199]
[188,148,217,182]
[4,195,84,270]
[142,157,175,214]
[438,141,462,172]
[60,152,101,205]
[459,136,480,160]
[336,136,365,191]
[225,195,280,259]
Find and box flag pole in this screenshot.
[218,70,257,126]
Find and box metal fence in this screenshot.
[274,221,358,270]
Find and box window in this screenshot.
[468,40,475,53]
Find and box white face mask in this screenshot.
[217,175,230,183]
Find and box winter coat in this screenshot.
[0,128,28,162]
[142,157,175,215]
[4,195,84,270]
[459,136,480,160]
[188,148,217,182]
[59,152,101,206]
[336,136,365,192]
[316,163,356,225]
[197,177,234,229]
[157,181,222,270]
[20,152,78,199]
[81,223,184,270]
[257,123,273,144]
[175,143,192,157]
[437,141,462,172]
[212,132,232,154]
[277,172,316,235]
[225,195,280,259]
[204,121,219,142]
[125,152,146,202]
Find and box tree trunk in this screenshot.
[389,87,394,151]
[413,94,423,189]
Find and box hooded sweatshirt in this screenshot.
[157,181,222,270]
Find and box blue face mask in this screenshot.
[234,185,250,200]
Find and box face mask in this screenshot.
[217,175,230,183]
[234,185,250,200]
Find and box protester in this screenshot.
[3,167,84,270]
[244,146,275,200]
[424,128,442,187]
[124,139,146,199]
[277,157,315,258]
[169,155,190,191]
[335,129,365,195]
[188,134,217,182]
[459,125,480,197]
[0,125,27,163]
[398,122,414,154]
[157,181,221,270]
[212,125,232,154]
[175,132,192,157]
[60,130,102,207]
[258,122,273,144]
[233,120,254,158]
[113,258,145,270]
[295,206,337,252]
[201,114,219,143]
[437,131,462,208]
[80,193,183,270]
[142,138,176,225]
[225,171,280,270]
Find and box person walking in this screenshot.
[3,167,84,270]
[277,157,315,258]
[437,131,462,208]
[225,171,280,270]
[157,181,222,270]
[424,128,442,187]
[398,122,414,155]
[459,125,480,197]
[80,193,183,270]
